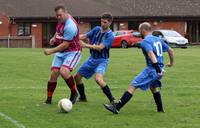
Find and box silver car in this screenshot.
[152,30,188,48]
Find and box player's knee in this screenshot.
[60,67,71,79]
[49,70,59,81]
[95,75,103,85]
[127,85,136,94]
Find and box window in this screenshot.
[113,22,119,31]
[90,22,101,29]
[114,31,126,36]
[18,23,31,36]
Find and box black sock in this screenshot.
[77,83,86,99]
[102,85,115,102]
[153,92,164,111]
[116,91,133,110]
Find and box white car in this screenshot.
[152,30,188,48]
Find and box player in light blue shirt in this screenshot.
[104,22,174,114]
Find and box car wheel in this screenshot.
[121,41,128,48]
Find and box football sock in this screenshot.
[153,91,164,111]
[65,76,77,94]
[47,81,57,100]
[102,85,115,102]
[77,83,86,99]
[116,91,133,110]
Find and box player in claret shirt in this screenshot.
[44,5,82,104]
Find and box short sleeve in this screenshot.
[161,40,170,52]
[140,40,153,53]
[63,22,78,41]
[102,32,114,48]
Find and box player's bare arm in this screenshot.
[166,47,174,67]
[84,43,105,52]
[44,41,70,55]
[49,32,57,45]
[80,34,89,43]
[79,34,87,40]
[80,34,105,51]
[147,51,163,75]
[147,51,158,64]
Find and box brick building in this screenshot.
[0,0,200,48]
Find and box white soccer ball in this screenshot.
[58,98,72,113]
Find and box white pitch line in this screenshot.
[0,112,26,128]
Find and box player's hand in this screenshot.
[44,48,53,55]
[49,38,55,45]
[55,34,63,40]
[80,40,88,48]
[166,63,173,67]
[158,72,164,76]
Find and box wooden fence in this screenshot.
[0,36,35,48]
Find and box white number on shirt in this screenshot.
[154,41,163,57]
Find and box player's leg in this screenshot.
[104,67,151,114]
[60,66,78,104]
[104,85,136,114]
[60,51,82,104]
[95,73,115,103]
[74,72,87,101]
[45,55,62,104]
[94,60,116,103]
[45,69,60,104]
[74,58,95,101]
[116,85,136,110]
[150,81,164,112]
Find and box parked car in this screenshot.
[152,29,188,48]
[112,30,142,48]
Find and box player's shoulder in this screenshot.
[65,18,76,27]
[94,26,101,31]
[141,35,152,44]
[64,18,77,32]
[107,30,114,37]
[140,35,154,48]
[144,35,163,44]
[144,35,156,41]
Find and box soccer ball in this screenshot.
[58,98,72,113]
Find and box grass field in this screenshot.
[0,46,200,128]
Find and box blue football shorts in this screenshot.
[131,66,163,90]
[77,57,109,79]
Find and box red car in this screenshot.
[112,30,142,48]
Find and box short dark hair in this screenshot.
[54,4,66,12]
[101,12,113,22]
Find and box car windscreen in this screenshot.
[162,30,182,37]
[114,31,126,36]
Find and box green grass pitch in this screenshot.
[0,46,200,128]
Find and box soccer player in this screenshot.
[74,12,116,104]
[104,22,174,114]
[44,5,82,104]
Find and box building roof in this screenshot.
[0,0,200,18]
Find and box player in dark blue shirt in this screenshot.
[104,22,174,114]
[74,12,116,104]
